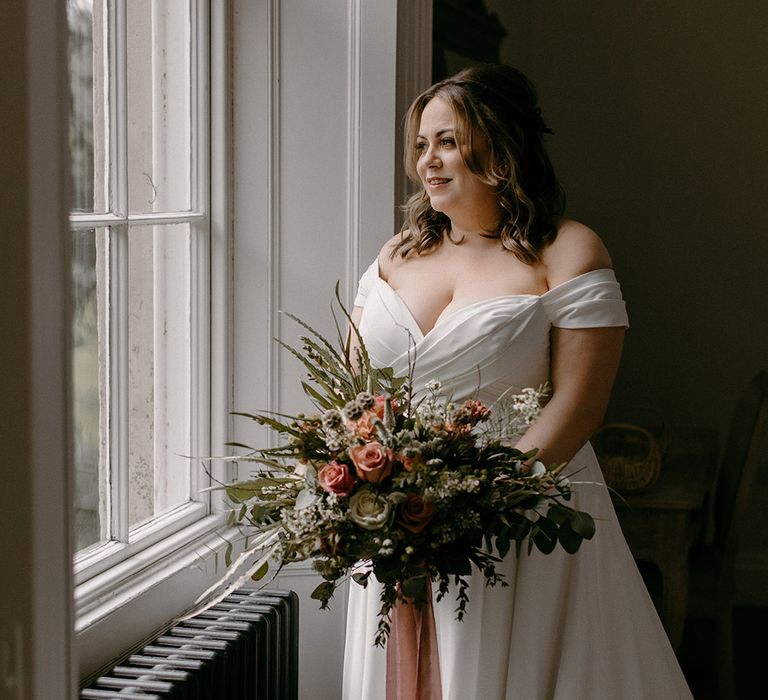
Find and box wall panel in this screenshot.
[232,2,398,695]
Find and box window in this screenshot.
[68,0,216,585]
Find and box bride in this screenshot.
[343,64,692,699]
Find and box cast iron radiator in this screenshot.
[80,587,299,700]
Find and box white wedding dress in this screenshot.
[342,260,693,700]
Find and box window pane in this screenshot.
[127,0,192,214]
[72,228,107,550]
[128,224,194,530]
[67,0,108,214]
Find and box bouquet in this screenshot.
[206,292,595,646]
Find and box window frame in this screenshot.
[73,0,234,676]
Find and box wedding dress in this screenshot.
[342,259,693,700]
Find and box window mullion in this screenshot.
[191,0,211,507]
[192,0,210,216]
[189,221,206,506]
[110,0,129,543]
[209,0,233,499]
[109,224,130,543]
[110,0,128,219]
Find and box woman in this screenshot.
[343,64,691,699]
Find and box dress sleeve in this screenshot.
[542,269,629,329]
[353,259,379,308]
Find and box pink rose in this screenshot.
[349,442,393,483]
[372,395,398,420]
[352,411,378,441]
[397,493,434,533]
[317,461,356,496]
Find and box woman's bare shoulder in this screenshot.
[542,219,613,288]
[376,234,407,282]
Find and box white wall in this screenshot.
[0,2,408,695]
[231,1,398,696]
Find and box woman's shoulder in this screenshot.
[541,218,614,289]
[375,233,408,282]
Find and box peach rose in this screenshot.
[397,493,434,533]
[349,442,393,483]
[351,411,378,441]
[317,461,356,496]
[372,395,397,420]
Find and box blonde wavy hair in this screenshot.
[394,64,565,264]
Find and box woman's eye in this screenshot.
[441,138,455,147]
[415,142,427,151]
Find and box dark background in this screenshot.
[432,1,768,696]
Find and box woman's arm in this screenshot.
[514,325,625,466]
[514,219,625,465]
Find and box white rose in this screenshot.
[348,488,392,531]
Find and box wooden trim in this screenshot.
[346,0,363,302]
[395,0,432,228]
[267,0,281,434]
[26,0,77,694]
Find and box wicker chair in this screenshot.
[686,371,768,700]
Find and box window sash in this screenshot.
[72,0,215,582]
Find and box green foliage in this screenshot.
[211,289,597,648]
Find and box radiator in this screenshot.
[81,587,299,700]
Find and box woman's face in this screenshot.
[415,96,500,230]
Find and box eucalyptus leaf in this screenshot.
[569,510,596,539]
[352,572,370,588]
[546,503,569,526]
[311,581,335,602]
[505,515,531,540]
[557,524,584,554]
[496,528,511,559]
[251,560,269,581]
[532,517,558,555]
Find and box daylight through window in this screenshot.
[67,0,210,565]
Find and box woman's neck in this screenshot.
[446,219,499,245]
[445,203,502,242]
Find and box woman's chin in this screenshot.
[427,196,451,215]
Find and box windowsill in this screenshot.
[76,513,240,680]
[74,501,209,586]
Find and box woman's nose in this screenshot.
[424,144,441,167]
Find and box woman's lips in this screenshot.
[426,177,452,188]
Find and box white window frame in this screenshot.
[74,0,233,678]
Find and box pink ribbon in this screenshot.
[386,580,443,700]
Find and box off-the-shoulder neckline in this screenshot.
[371,262,616,338]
